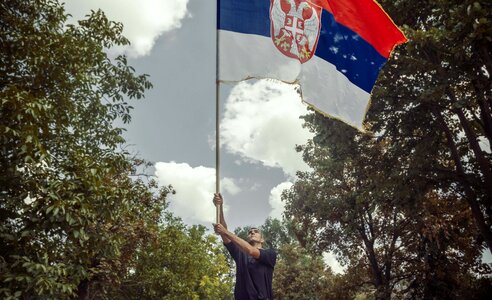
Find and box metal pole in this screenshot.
[215,84,220,224]
[215,0,221,224]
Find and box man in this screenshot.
[213,193,277,300]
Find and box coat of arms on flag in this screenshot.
[270,0,322,63]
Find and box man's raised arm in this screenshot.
[213,223,261,259]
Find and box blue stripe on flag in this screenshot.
[218,0,270,37]
[315,11,387,93]
[218,0,387,93]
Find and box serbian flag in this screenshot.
[218,0,407,129]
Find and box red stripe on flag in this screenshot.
[312,0,407,58]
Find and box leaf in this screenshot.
[46,206,54,214]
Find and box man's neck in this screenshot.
[249,241,262,249]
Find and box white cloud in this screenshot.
[221,80,314,177]
[323,251,345,274]
[154,161,240,225]
[482,250,492,264]
[268,181,293,219]
[479,137,490,154]
[64,0,190,57]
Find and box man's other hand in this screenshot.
[214,223,228,236]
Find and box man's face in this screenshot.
[247,228,263,244]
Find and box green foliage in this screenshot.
[261,217,295,250]
[113,214,233,300]
[273,243,344,300]
[374,0,492,237]
[1,0,233,299]
[283,0,492,298]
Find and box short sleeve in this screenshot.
[224,242,241,262]
[258,248,277,268]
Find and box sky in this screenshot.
[64,0,316,239]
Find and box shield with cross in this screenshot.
[270,0,322,63]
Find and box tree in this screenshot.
[283,0,492,298]
[1,1,236,299]
[273,243,337,300]
[374,0,492,253]
[284,122,417,299]
[284,114,489,299]
[0,0,159,298]
[0,0,231,299]
[114,213,233,300]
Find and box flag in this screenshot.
[217,0,407,129]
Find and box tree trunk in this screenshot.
[359,226,391,300]
[375,287,392,300]
[472,80,492,146]
[77,279,89,300]
[454,107,492,206]
[434,108,492,254]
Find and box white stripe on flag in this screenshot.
[219,30,300,82]
[300,56,371,129]
[219,30,371,129]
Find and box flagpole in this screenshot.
[215,0,221,224]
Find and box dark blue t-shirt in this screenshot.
[225,242,277,300]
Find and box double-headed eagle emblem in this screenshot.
[270,0,322,63]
